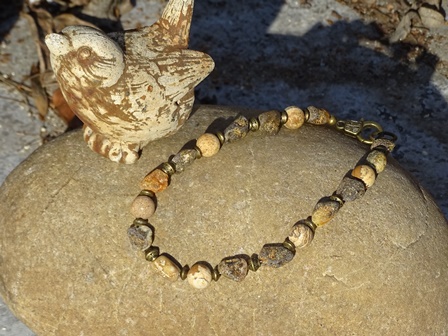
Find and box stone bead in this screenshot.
[224,115,249,142]
[196,133,221,157]
[366,150,387,174]
[258,110,282,135]
[311,199,341,226]
[170,149,199,173]
[306,106,330,125]
[187,262,213,289]
[259,244,295,268]
[130,195,156,219]
[336,176,366,202]
[283,106,305,130]
[289,220,315,248]
[351,165,376,188]
[127,222,153,250]
[371,138,395,152]
[140,169,169,193]
[152,255,180,282]
[218,256,249,282]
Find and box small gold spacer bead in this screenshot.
[145,246,160,262]
[212,265,221,281]
[282,238,296,253]
[302,217,318,234]
[160,162,176,176]
[330,194,345,206]
[328,115,337,126]
[194,146,203,159]
[249,117,260,131]
[280,111,288,125]
[215,132,225,145]
[139,190,155,198]
[180,264,190,280]
[304,109,310,122]
[133,217,149,226]
[248,254,261,272]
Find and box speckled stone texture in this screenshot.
[0,105,447,335]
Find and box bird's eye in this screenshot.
[77,47,92,61]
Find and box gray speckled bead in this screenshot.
[259,244,295,268]
[170,148,199,173]
[289,220,315,248]
[311,198,342,226]
[218,256,249,282]
[336,176,366,202]
[306,106,330,125]
[224,115,249,142]
[127,222,153,250]
[371,138,395,152]
[366,150,387,174]
[258,110,282,135]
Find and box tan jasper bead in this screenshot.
[289,220,315,248]
[366,150,387,173]
[140,169,169,193]
[130,195,156,219]
[196,133,221,157]
[352,165,376,188]
[152,255,180,282]
[311,199,341,226]
[283,106,305,130]
[187,263,212,289]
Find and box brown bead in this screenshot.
[306,106,330,125]
[311,198,341,226]
[336,176,366,202]
[289,220,315,248]
[187,263,212,289]
[130,195,156,219]
[283,106,305,130]
[152,255,180,282]
[196,133,221,157]
[170,149,199,173]
[224,115,249,142]
[258,110,282,135]
[140,169,169,193]
[351,165,376,188]
[366,150,387,174]
[218,256,249,282]
[259,244,295,268]
[371,138,395,152]
[127,222,153,250]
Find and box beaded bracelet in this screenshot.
[127,106,397,289]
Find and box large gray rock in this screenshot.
[0,105,447,335]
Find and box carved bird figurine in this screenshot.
[45,0,214,164]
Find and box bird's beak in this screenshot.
[45,33,70,57]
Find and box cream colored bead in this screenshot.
[196,133,221,157]
[351,165,376,188]
[130,195,156,219]
[283,106,305,130]
[366,150,387,173]
[289,221,315,248]
[152,255,180,282]
[187,263,212,289]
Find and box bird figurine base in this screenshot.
[45,0,214,164]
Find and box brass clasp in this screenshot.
[335,119,383,145]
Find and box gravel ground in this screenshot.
[1,0,447,334]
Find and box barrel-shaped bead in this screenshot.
[311,199,341,226]
[218,256,249,282]
[140,169,169,193]
[152,255,180,282]
[366,150,387,174]
[224,115,249,142]
[336,176,366,202]
[258,110,282,135]
[170,149,199,173]
[259,244,295,268]
[306,106,331,125]
[351,165,376,188]
[187,263,213,289]
[284,106,306,130]
[196,133,221,157]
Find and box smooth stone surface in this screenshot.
[0,105,447,335]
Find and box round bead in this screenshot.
[258,110,282,135]
[196,133,221,157]
[311,198,341,226]
[152,255,180,282]
[130,195,156,219]
[140,169,169,193]
[289,220,315,248]
[306,106,330,125]
[283,106,305,130]
[352,165,376,188]
[187,263,213,289]
[366,150,387,173]
[218,256,249,282]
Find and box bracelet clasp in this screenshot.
[335,119,383,145]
